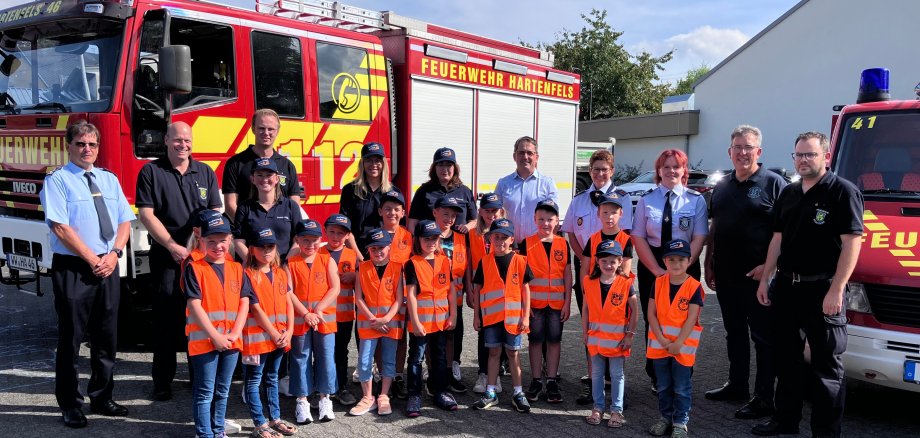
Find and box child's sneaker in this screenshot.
[348,396,376,416]
[392,375,408,399]
[494,378,503,394]
[648,418,671,436]
[671,424,688,438]
[511,391,531,413]
[351,368,360,383]
[372,363,381,383]
[473,373,488,394]
[224,419,242,435]
[545,378,563,404]
[317,396,335,422]
[471,391,499,410]
[422,364,429,382]
[406,395,422,417]
[575,385,593,405]
[295,399,312,424]
[447,376,467,393]
[278,376,292,397]
[434,392,459,411]
[377,394,392,416]
[451,361,462,381]
[525,379,543,402]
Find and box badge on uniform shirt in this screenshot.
[456,251,465,263]
[279,174,287,186]
[611,292,623,307]
[385,277,394,291]
[553,249,564,262]
[678,297,690,311]
[747,186,762,199]
[437,272,448,285]
[399,238,409,249]
[577,217,584,226]
[341,261,352,272]
[814,209,829,225]
[198,187,208,200]
[314,272,325,284]
[679,216,691,231]
[511,272,519,285]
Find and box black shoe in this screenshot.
[580,374,590,385]
[544,379,563,404]
[735,396,775,420]
[153,388,172,402]
[62,407,87,428]
[575,385,593,405]
[392,375,408,400]
[525,379,543,402]
[447,376,468,393]
[651,383,658,395]
[90,399,129,417]
[705,382,749,401]
[751,419,799,436]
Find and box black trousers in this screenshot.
[772,277,847,437]
[150,246,191,391]
[447,303,464,365]
[637,245,701,383]
[715,274,776,399]
[334,320,359,390]
[52,254,120,409]
[408,331,448,396]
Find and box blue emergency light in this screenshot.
[857,68,890,103]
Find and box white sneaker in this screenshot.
[295,398,313,424]
[318,395,335,421]
[352,368,360,383]
[495,378,503,394]
[224,419,242,435]
[422,364,429,382]
[372,363,381,383]
[473,373,488,394]
[279,376,291,397]
[451,361,462,381]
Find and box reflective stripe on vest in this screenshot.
[186,260,244,356]
[410,255,451,333]
[479,254,527,335]
[242,266,290,356]
[583,273,635,357]
[525,235,567,310]
[289,253,336,335]
[646,274,704,367]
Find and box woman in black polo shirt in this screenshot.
[407,147,478,232]
[340,142,403,259]
[233,158,302,263]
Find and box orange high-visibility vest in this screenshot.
[584,273,636,357]
[469,229,487,275]
[409,255,451,333]
[356,260,405,340]
[320,246,357,323]
[388,227,413,264]
[646,275,704,366]
[586,230,630,274]
[242,266,291,356]
[479,253,528,335]
[525,234,568,310]
[185,260,245,356]
[288,253,337,335]
[180,248,223,293]
[445,232,468,304]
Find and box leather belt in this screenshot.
[777,270,833,283]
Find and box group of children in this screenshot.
[183,188,704,438]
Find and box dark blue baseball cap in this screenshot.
[433,147,457,164]
[294,219,323,237]
[488,218,515,237]
[434,195,464,213]
[663,239,691,258]
[595,239,623,257]
[365,228,393,248]
[324,214,352,232]
[194,209,222,228]
[248,227,277,247]
[251,157,279,174]
[479,192,502,209]
[199,210,232,236]
[415,220,441,238]
[362,142,385,158]
[381,190,405,207]
[534,198,559,215]
[598,193,625,208]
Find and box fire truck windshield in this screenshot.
[835,111,920,197]
[0,18,123,114]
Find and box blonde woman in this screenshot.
[340,142,402,260]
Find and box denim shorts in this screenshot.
[528,307,563,344]
[482,323,523,350]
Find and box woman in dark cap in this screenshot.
[233,157,302,263]
[340,142,403,259]
[407,147,478,233]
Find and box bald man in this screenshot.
[136,122,223,400]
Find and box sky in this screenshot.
[4,0,802,84]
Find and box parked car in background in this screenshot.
[687,170,725,209]
[618,171,657,212]
[768,167,801,183]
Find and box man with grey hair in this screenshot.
[705,125,786,420]
[494,136,559,241]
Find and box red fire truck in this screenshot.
[831,68,920,392]
[0,0,580,341]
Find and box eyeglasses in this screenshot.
[791,152,821,161]
[73,141,98,149]
[590,167,612,174]
[731,145,759,153]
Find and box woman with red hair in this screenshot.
[631,149,709,390]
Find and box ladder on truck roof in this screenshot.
[255,0,387,32]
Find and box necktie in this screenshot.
[661,190,672,246]
[85,172,115,242]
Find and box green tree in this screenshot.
[672,64,711,96]
[533,9,673,120]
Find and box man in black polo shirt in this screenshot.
[136,121,222,401]
[705,125,786,420]
[752,132,862,438]
[222,109,300,221]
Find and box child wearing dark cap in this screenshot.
[378,189,412,399]
[321,214,360,407]
[647,239,705,438]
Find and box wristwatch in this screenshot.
[111,248,124,258]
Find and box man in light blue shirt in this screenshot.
[494,136,558,242]
[40,121,135,428]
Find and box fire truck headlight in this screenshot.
[845,282,872,313]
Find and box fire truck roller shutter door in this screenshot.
[408,80,473,195]
[535,100,577,216]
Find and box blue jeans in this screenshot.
[289,330,336,396]
[358,337,397,382]
[407,331,448,396]
[244,348,284,426]
[591,354,625,412]
[653,357,693,426]
[482,323,523,350]
[190,349,239,438]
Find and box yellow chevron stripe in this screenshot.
[890,249,915,257]
[864,222,889,232]
[863,210,878,221]
[900,261,920,268]
[55,115,69,130]
[193,117,247,154]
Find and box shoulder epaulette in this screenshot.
[46,166,63,175]
[641,188,655,197]
[686,189,701,196]
[574,188,589,197]
[97,167,116,175]
[614,188,628,197]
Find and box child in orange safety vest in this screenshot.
[471,218,533,413]
[349,228,404,417]
[241,228,297,438]
[470,192,508,395]
[320,214,360,407]
[519,199,572,404]
[647,239,705,437]
[378,189,412,399]
[581,239,638,428]
[183,210,252,438]
[404,220,458,417]
[287,219,341,424]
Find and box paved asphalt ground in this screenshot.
[2,262,919,437]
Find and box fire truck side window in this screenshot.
[170,18,236,110]
[316,42,371,122]
[252,32,304,117]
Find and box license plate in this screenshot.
[6,254,37,272]
[905,360,920,384]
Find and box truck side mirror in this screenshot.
[158,45,191,94]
